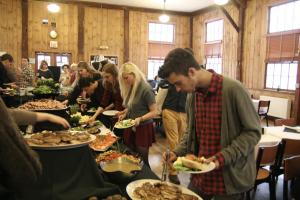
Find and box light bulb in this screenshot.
[214,0,229,5]
[47,3,60,13]
[159,14,170,23]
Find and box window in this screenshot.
[56,55,70,67]
[37,54,51,68]
[269,0,300,33]
[205,19,223,73]
[206,19,223,42]
[206,57,222,74]
[265,62,297,90]
[147,59,164,80]
[148,22,174,43]
[148,22,175,79]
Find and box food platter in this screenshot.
[114,119,135,129]
[24,132,96,150]
[89,133,118,151]
[126,179,202,200]
[18,99,67,111]
[103,110,119,116]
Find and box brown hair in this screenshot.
[158,48,200,79]
[102,63,119,92]
[77,61,98,75]
[39,60,48,69]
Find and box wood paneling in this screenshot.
[192,5,239,78]
[27,0,78,62]
[84,7,124,66]
[0,0,22,67]
[129,11,190,75]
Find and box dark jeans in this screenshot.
[188,182,245,200]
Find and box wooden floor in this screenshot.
[148,119,294,200]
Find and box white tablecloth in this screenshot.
[259,134,281,147]
[264,126,300,140]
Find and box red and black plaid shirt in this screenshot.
[191,71,226,195]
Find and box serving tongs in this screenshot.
[161,148,170,182]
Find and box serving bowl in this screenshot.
[100,157,143,184]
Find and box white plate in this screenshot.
[24,134,96,150]
[174,161,216,174]
[103,110,119,116]
[114,119,135,129]
[126,179,203,200]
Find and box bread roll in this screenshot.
[181,157,203,170]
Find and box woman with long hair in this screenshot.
[88,63,123,123]
[118,62,157,166]
[37,60,53,79]
[66,61,102,105]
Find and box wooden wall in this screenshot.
[84,7,124,65]
[129,11,190,74]
[193,4,239,79]
[0,0,22,68]
[27,0,78,62]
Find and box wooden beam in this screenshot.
[22,0,28,58]
[295,51,300,124]
[124,8,129,63]
[236,0,247,81]
[190,16,193,49]
[219,6,239,32]
[78,5,84,61]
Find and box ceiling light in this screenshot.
[159,14,170,23]
[214,0,229,5]
[159,0,169,23]
[47,3,60,13]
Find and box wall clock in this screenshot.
[49,30,58,39]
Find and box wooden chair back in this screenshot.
[258,100,270,114]
[274,118,296,126]
[284,155,300,181]
[282,139,300,158]
[260,143,280,166]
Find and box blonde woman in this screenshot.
[118,62,157,166]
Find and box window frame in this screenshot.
[147,58,164,80]
[148,21,176,44]
[205,18,224,43]
[205,56,223,74]
[264,61,298,92]
[267,0,300,34]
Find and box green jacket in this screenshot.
[174,76,261,194]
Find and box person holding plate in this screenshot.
[159,48,261,200]
[118,62,157,167]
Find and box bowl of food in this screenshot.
[100,156,143,183]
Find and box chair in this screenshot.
[246,143,280,200]
[274,118,296,126]
[273,139,300,186]
[258,100,271,126]
[283,155,300,200]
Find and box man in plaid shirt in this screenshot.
[159,48,261,200]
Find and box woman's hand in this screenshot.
[36,113,70,128]
[134,117,143,127]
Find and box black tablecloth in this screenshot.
[21,146,120,200]
[20,145,159,200]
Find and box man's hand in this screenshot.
[162,151,177,163]
[205,156,220,169]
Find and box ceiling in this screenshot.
[75,0,216,12]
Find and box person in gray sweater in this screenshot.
[159,48,261,200]
[0,97,69,199]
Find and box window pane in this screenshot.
[269,0,300,33]
[206,57,222,74]
[265,62,297,91]
[148,22,174,43]
[147,59,164,80]
[206,19,223,42]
